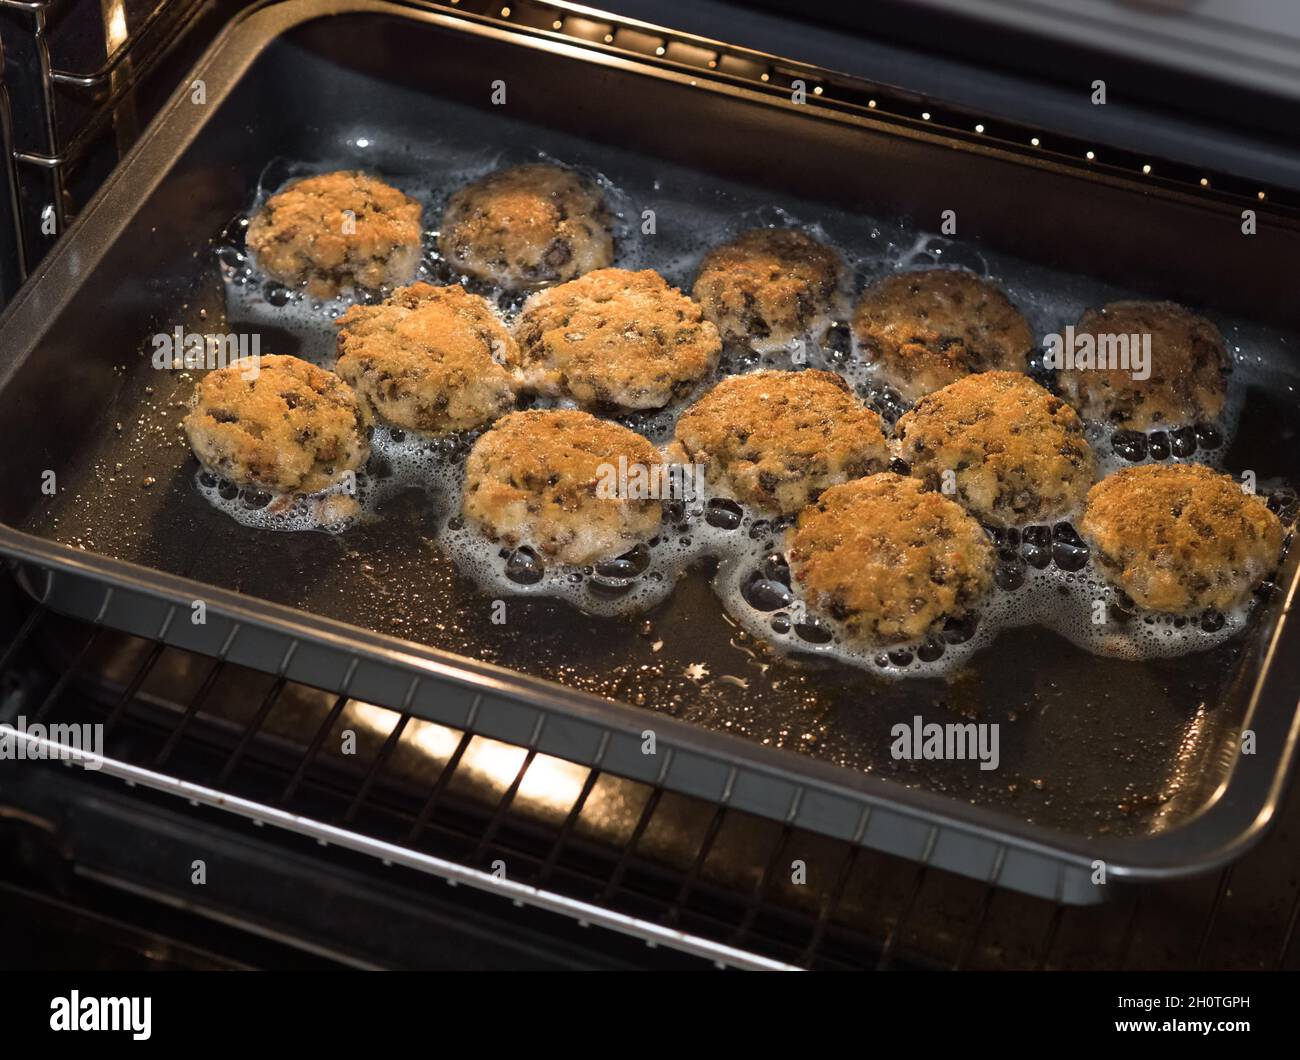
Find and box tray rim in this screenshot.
[1,0,1298,896]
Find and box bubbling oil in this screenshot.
[712,526,1257,680]
[200,151,1289,673]
[194,469,363,533]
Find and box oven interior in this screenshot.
[1,0,1299,969]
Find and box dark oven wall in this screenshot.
[5,5,1300,537]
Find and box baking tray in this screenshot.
[2,0,1300,904]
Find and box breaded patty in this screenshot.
[246,171,422,298]
[670,370,888,514]
[334,282,518,435]
[1079,463,1283,613]
[461,409,663,565]
[184,354,369,494]
[894,371,1095,527]
[1057,301,1230,430]
[789,473,995,645]
[512,268,721,409]
[692,228,845,350]
[852,269,1033,402]
[438,164,613,291]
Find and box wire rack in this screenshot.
[3,578,1298,970]
[0,0,226,300]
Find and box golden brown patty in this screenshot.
[789,473,995,645]
[1079,463,1283,613]
[462,409,664,565]
[438,164,613,291]
[670,370,888,515]
[852,269,1033,403]
[184,354,369,494]
[334,283,518,435]
[692,228,845,349]
[1056,301,1230,430]
[894,371,1095,527]
[512,268,721,409]
[245,171,422,298]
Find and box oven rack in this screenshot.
[0,0,219,300]
[2,574,1298,970]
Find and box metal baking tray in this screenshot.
[2,0,1299,904]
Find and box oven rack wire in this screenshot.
[0,0,219,299]
[3,574,1298,970]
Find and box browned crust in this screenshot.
[1057,301,1230,430]
[673,369,888,514]
[1080,463,1283,613]
[461,409,665,565]
[894,370,1096,526]
[851,269,1032,402]
[438,164,613,291]
[184,354,369,494]
[335,283,518,435]
[790,472,995,645]
[692,228,844,347]
[246,171,422,298]
[512,268,721,410]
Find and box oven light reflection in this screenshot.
[347,702,589,815]
[103,0,129,55]
[1150,700,1215,831]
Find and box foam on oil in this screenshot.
[202,150,1291,669]
[712,529,1257,680]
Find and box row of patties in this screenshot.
[240,166,1232,429]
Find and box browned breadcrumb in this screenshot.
[512,268,721,410]
[851,269,1033,402]
[438,164,613,291]
[184,354,369,494]
[246,171,422,298]
[462,409,664,565]
[671,369,888,514]
[1079,463,1283,613]
[789,472,994,645]
[692,228,845,349]
[334,283,518,435]
[894,370,1095,526]
[1057,301,1230,430]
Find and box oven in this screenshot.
[1,0,1299,976]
